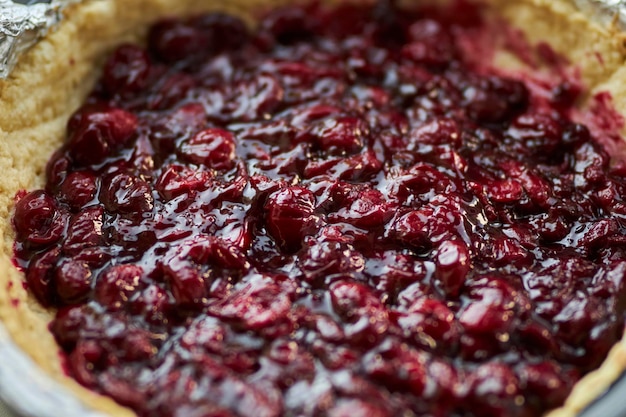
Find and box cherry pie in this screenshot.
[2,1,626,417]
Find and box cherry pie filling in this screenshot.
[11,2,626,417]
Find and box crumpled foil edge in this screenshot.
[0,0,78,79]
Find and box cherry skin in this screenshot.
[13,190,65,246]
[103,44,152,96]
[179,128,236,170]
[264,186,319,252]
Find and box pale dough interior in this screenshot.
[0,0,625,416]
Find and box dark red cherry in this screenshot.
[50,305,89,349]
[155,164,212,200]
[59,171,98,210]
[398,298,460,351]
[464,76,529,125]
[210,281,291,330]
[67,108,138,165]
[63,206,104,255]
[459,278,517,335]
[265,186,319,252]
[329,188,392,229]
[190,13,250,51]
[103,44,152,96]
[402,19,456,68]
[519,361,579,409]
[311,117,368,155]
[95,265,144,309]
[179,128,236,170]
[261,5,316,44]
[99,173,154,214]
[25,246,61,306]
[468,363,521,416]
[434,240,470,297]
[148,19,209,63]
[13,190,65,246]
[54,259,93,304]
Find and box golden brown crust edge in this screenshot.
[0,0,625,416]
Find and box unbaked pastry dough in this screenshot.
[0,0,625,416]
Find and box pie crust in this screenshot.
[0,0,626,416]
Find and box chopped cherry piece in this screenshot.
[468,363,520,416]
[59,171,98,210]
[486,179,524,203]
[95,265,144,309]
[388,208,433,249]
[299,239,365,283]
[25,246,61,306]
[210,280,291,330]
[402,19,456,68]
[311,116,368,154]
[464,76,529,125]
[180,317,227,352]
[121,330,156,361]
[229,74,284,120]
[99,173,154,214]
[519,361,578,409]
[55,259,93,304]
[459,278,518,335]
[330,281,377,319]
[408,118,461,148]
[155,164,212,200]
[190,13,250,51]
[435,240,470,296]
[68,108,138,165]
[103,44,152,96]
[508,113,563,156]
[147,73,196,110]
[128,285,172,324]
[45,152,70,191]
[329,188,392,229]
[13,190,65,246]
[148,19,209,63]
[179,128,236,170]
[398,298,460,352]
[63,206,104,255]
[261,6,316,44]
[49,305,88,349]
[165,265,207,305]
[265,186,319,252]
[330,281,389,345]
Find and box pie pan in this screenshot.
[2,0,626,416]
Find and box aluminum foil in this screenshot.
[0,0,76,78]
